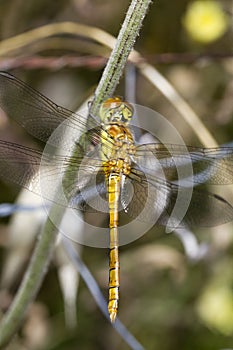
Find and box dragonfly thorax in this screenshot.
[101,123,136,176]
[104,159,132,177]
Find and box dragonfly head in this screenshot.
[99,97,134,124]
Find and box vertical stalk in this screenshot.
[91,0,152,115]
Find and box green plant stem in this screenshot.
[90,0,152,115]
[0,0,152,347]
[0,205,63,348]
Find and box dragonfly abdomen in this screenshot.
[107,173,121,322]
[108,230,120,323]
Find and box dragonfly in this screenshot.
[0,72,233,322]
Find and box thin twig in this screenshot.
[1,52,233,70]
[0,55,108,70]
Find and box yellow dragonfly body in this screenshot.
[100,98,135,321]
[1,73,233,322]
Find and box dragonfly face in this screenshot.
[0,72,233,322]
[99,97,134,124]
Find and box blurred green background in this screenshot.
[0,0,233,349]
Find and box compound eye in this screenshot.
[106,109,116,122]
[120,104,134,123]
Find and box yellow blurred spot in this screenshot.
[196,285,233,335]
[183,0,229,43]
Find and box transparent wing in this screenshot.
[0,71,99,144]
[134,143,233,185]
[0,140,43,190]
[0,140,106,211]
[157,186,233,228]
[121,167,233,228]
[64,167,109,213]
[121,169,170,223]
